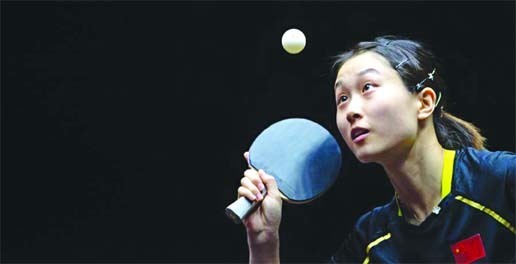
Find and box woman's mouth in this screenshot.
[351,127,370,143]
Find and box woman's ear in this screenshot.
[417,87,437,120]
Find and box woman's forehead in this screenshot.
[336,51,393,78]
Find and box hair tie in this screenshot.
[435,92,442,107]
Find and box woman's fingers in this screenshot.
[239,152,278,203]
[240,175,263,200]
[237,168,267,201]
[244,169,265,192]
[237,186,257,201]
[258,170,280,200]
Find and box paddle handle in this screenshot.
[225,189,267,224]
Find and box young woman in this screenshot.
[236,36,515,263]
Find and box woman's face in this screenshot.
[334,51,420,164]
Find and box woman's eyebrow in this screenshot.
[334,68,380,90]
[334,80,344,90]
[358,68,380,77]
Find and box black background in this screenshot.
[2,1,514,263]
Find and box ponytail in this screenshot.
[434,109,486,150]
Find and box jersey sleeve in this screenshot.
[459,148,516,211]
[484,150,516,207]
[498,151,516,209]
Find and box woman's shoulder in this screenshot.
[453,147,515,208]
[456,147,515,171]
[454,147,515,185]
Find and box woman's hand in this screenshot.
[238,152,282,263]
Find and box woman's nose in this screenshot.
[347,112,361,124]
[346,99,362,124]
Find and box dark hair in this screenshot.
[332,35,486,150]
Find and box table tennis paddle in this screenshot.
[225,118,342,224]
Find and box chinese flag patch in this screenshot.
[450,233,486,264]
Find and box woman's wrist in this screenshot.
[248,230,280,264]
[247,228,279,245]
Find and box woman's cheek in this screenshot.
[336,110,345,128]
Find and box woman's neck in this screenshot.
[383,129,444,225]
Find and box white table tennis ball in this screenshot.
[281,28,306,54]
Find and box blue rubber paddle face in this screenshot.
[248,118,342,203]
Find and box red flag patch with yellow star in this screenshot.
[450,233,486,264]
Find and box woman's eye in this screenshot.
[362,83,373,92]
[338,95,348,104]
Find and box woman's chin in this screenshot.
[353,145,389,164]
[354,150,376,164]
